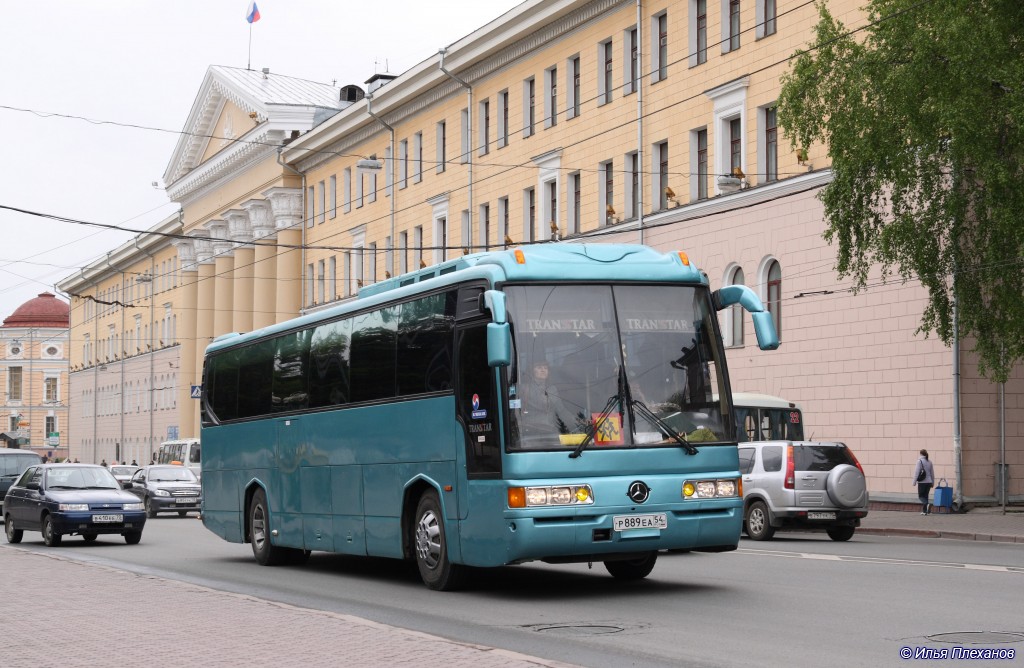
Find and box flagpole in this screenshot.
[248,23,252,70]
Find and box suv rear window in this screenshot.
[793,444,855,472]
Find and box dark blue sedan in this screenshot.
[3,464,147,546]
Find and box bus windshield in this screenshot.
[505,284,733,451]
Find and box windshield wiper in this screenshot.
[630,399,698,455]
[569,390,623,459]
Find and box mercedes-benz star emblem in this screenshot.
[627,481,650,503]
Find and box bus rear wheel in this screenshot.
[604,552,658,580]
[249,488,289,566]
[413,491,467,591]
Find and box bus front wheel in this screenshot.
[413,491,467,591]
[604,552,658,580]
[249,488,288,566]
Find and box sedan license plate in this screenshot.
[807,511,836,520]
[92,514,123,523]
[613,513,668,532]
[176,497,198,504]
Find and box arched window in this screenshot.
[729,266,745,346]
[766,259,782,338]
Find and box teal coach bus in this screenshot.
[200,244,779,589]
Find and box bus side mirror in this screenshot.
[483,289,507,324]
[487,323,512,367]
[751,311,780,351]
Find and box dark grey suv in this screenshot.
[738,441,868,541]
[0,448,43,508]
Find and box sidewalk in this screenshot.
[859,507,1024,543]
[0,546,577,668]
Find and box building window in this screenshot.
[317,259,325,304]
[307,263,315,305]
[7,366,22,400]
[344,252,352,296]
[436,121,446,174]
[524,188,536,242]
[343,168,352,213]
[766,260,782,338]
[46,415,56,436]
[696,129,708,200]
[546,180,558,237]
[730,118,742,175]
[385,237,393,278]
[460,108,470,164]
[399,139,408,188]
[44,377,58,403]
[569,172,581,234]
[757,0,777,38]
[368,170,377,203]
[318,181,326,224]
[329,256,337,301]
[655,142,671,210]
[460,211,471,253]
[728,266,745,346]
[498,196,510,245]
[545,66,558,128]
[329,176,337,219]
[653,12,668,82]
[691,0,707,66]
[414,225,423,268]
[497,90,509,148]
[437,217,448,262]
[478,99,490,155]
[627,151,639,218]
[625,27,639,95]
[369,242,377,283]
[568,56,581,119]
[307,185,315,227]
[601,160,615,224]
[399,231,408,274]
[727,0,741,52]
[764,106,778,182]
[600,40,614,104]
[356,171,364,208]
[480,203,490,250]
[523,78,536,137]
[413,132,423,183]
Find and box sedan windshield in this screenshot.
[45,467,120,490]
[149,467,198,482]
[504,284,733,451]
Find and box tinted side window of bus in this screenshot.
[273,331,311,413]
[397,292,456,395]
[350,306,398,402]
[309,318,351,408]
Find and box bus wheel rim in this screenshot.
[415,509,441,569]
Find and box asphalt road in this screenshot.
[15,517,1024,668]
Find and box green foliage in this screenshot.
[778,0,1024,381]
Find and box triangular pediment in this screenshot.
[163,65,350,201]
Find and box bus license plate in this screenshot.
[807,512,836,520]
[176,497,198,504]
[92,514,123,523]
[613,513,667,532]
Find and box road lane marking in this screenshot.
[735,548,1024,574]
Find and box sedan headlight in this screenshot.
[123,502,144,511]
[682,478,741,499]
[154,489,171,497]
[58,503,90,511]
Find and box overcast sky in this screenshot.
[0,0,523,321]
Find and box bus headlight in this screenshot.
[682,478,740,499]
[508,485,594,508]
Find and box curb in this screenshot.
[858,527,1024,543]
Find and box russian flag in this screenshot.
[246,1,261,23]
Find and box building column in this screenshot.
[205,219,234,338]
[224,209,254,334]
[241,199,277,331]
[192,231,215,413]
[172,238,200,438]
[264,187,304,324]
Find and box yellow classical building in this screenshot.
[58,0,1021,503]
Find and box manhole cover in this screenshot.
[928,632,1024,645]
[533,625,624,636]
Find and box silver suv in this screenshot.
[738,441,868,541]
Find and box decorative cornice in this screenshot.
[295,0,628,173]
[166,135,283,204]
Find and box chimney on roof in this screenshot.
[365,72,397,94]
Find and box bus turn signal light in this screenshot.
[508,487,526,508]
[677,251,690,266]
[514,249,526,264]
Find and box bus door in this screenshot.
[454,322,501,520]
[274,417,307,546]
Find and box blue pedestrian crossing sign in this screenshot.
[190,385,202,399]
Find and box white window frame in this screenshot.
[329,175,337,219]
[523,187,536,242]
[497,197,509,245]
[598,40,613,105]
[428,195,449,265]
[412,132,423,183]
[706,77,749,194]
[399,140,408,189]
[600,159,615,225]
[566,55,581,120]
[567,171,581,235]
[436,121,447,174]
[689,0,708,68]
[460,108,470,164]
[343,168,352,213]
[623,26,638,96]
[756,0,776,39]
[544,66,557,128]
[651,11,668,83]
[497,90,509,148]
[722,0,741,54]
[522,77,536,138]
[329,256,337,301]
[478,99,490,156]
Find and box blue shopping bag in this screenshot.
[933,478,953,510]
